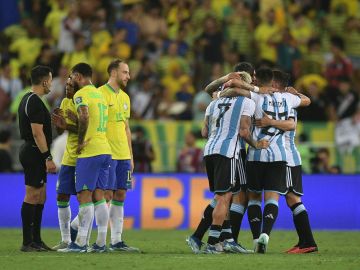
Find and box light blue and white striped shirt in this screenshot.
[247,92,301,162]
[285,109,301,166]
[204,96,255,158]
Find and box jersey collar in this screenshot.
[106,83,120,93]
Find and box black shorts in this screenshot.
[246,161,287,194]
[286,165,303,196]
[204,151,246,194]
[19,143,47,188]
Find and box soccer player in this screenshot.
[221,67,310,253]
[18,65,56,251]
[200,78,269,254]
[51,78,78,250]
[61,63,112,252]
[99,59,139,252]
[268,70,318,253]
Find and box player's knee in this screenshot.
[248,192,261,201]
[25,189,41,204]
[77,190,92,204]
[232,191,248,205]
[104,190,113,202]
[57,194,70,202]
[92,189,105,202]
[114,189,126,201]
[286,192,301,207]
[264,191,279,201]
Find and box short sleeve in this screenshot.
[285,93,301,109]
[205,101,214,117]
[250,91,261,103]
[73,91,88,111]
[60,99,66,110]
[26,95,45,124]
[242,98,255,117]
[124,94,131,119]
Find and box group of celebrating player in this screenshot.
[50,60,139,253]
[187,62,318,254]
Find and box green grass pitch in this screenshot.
[0,229,359,270]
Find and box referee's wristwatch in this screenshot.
[42,150,53,161]
[46,154,53,161]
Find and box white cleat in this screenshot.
[256,233,269,254]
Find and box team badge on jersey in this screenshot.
[123,103,128,110]
[75,97,82,105]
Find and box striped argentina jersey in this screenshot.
[247,92,301,162]
[204,96,255,158]
[285,109,301,166]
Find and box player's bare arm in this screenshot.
[52,108,78,134]
[255,113,296,131]
[239,115,269,149]
[31,123,56,173]
[285,87,311,107]
[220,87,251,98]
[76,105,89,154]
[204,72,241,95]
[125,120,134,172]
[224,79,277,94]
[201,116,209,138]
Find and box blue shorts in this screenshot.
[56,165,76,195]
[107,159,132,190]
[75,154,111,192]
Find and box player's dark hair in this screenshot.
[107,59,124,76]
[273,70,290,88]
[256,67,273,85]
[0,129,11,143]
[30,65,52,85]
[71,63,92,78]
[234,62,255,76]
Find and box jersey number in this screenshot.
[97,103,108,132]
[216,103,231,127]
[261,111,287,136]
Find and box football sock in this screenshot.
[219,219,233,242]
[76,202,94,247]
[94,199,109,247]
[291,202,317,247]
[33,204,44,244]
[57,201,71,243]
[229,203,245,243]
[262,199,279,236]
[193,199,217,240]
[207,224,222,245]
[109,200,124,245]
[247,200,262,239]
[21,202,36,245]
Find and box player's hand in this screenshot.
[51,113,67,130]
[285,86,298,95]
[259,86,277,94]
[46,160,57,173]
[66,109,78,124]
[255,112,273,128]
[226,72,241,82]
[53,107,63,116]
[76,139,90,154]
[212,91,219,100]
[256,139,270,149]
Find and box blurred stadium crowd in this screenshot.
[0,0,359,172]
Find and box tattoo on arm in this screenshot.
[239,116,257,148]
[205,76,226,95]
[77,106,89,145]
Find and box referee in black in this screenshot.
[18,65,56,252]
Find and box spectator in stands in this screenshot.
[0,129,13,172]
[47,65,67,108]
[177,131,204,173]
[0,60,23,100]
[344,17,360,69]
[301,38,324,75]
[132,126,155,173]
[132,75,158,120]
[310,148,341,174]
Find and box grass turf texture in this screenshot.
[0,229,358,270]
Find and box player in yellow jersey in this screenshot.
[51,77,79,250]
[60,63,111,253]
[99,59,139,252]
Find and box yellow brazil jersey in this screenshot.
[73,85,111,158]
[99,84,131,160]
[60,98,78,166]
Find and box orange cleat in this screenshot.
[288,246,318,254]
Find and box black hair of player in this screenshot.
[0,129,11,143]
[107,59,124,76]
[273,70,290,88]
[256,67,273,85]
[234,62,255,76]
[30,65,52,85]
[71,63,92,78]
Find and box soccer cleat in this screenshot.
[285,245,299,253]
[223,240,254,254]
[52,241,70,250]
[87,243,107,253]
[20,243,42,252]
[186,235,203,254]
[70,227,78,242]
[108,241,140,252]
[202,243,224,254]
[57,242,87,253]
[288,246,318,254]
[32,241,53,251]
[256,233,269,254]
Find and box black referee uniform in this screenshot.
[18,91,52,247]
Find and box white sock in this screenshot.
[71,215,79,231]
[75,203,94,247]
[57,201,71,243]
[87,213,94,246]
[109,200,124,245]
[94,199,109,247]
